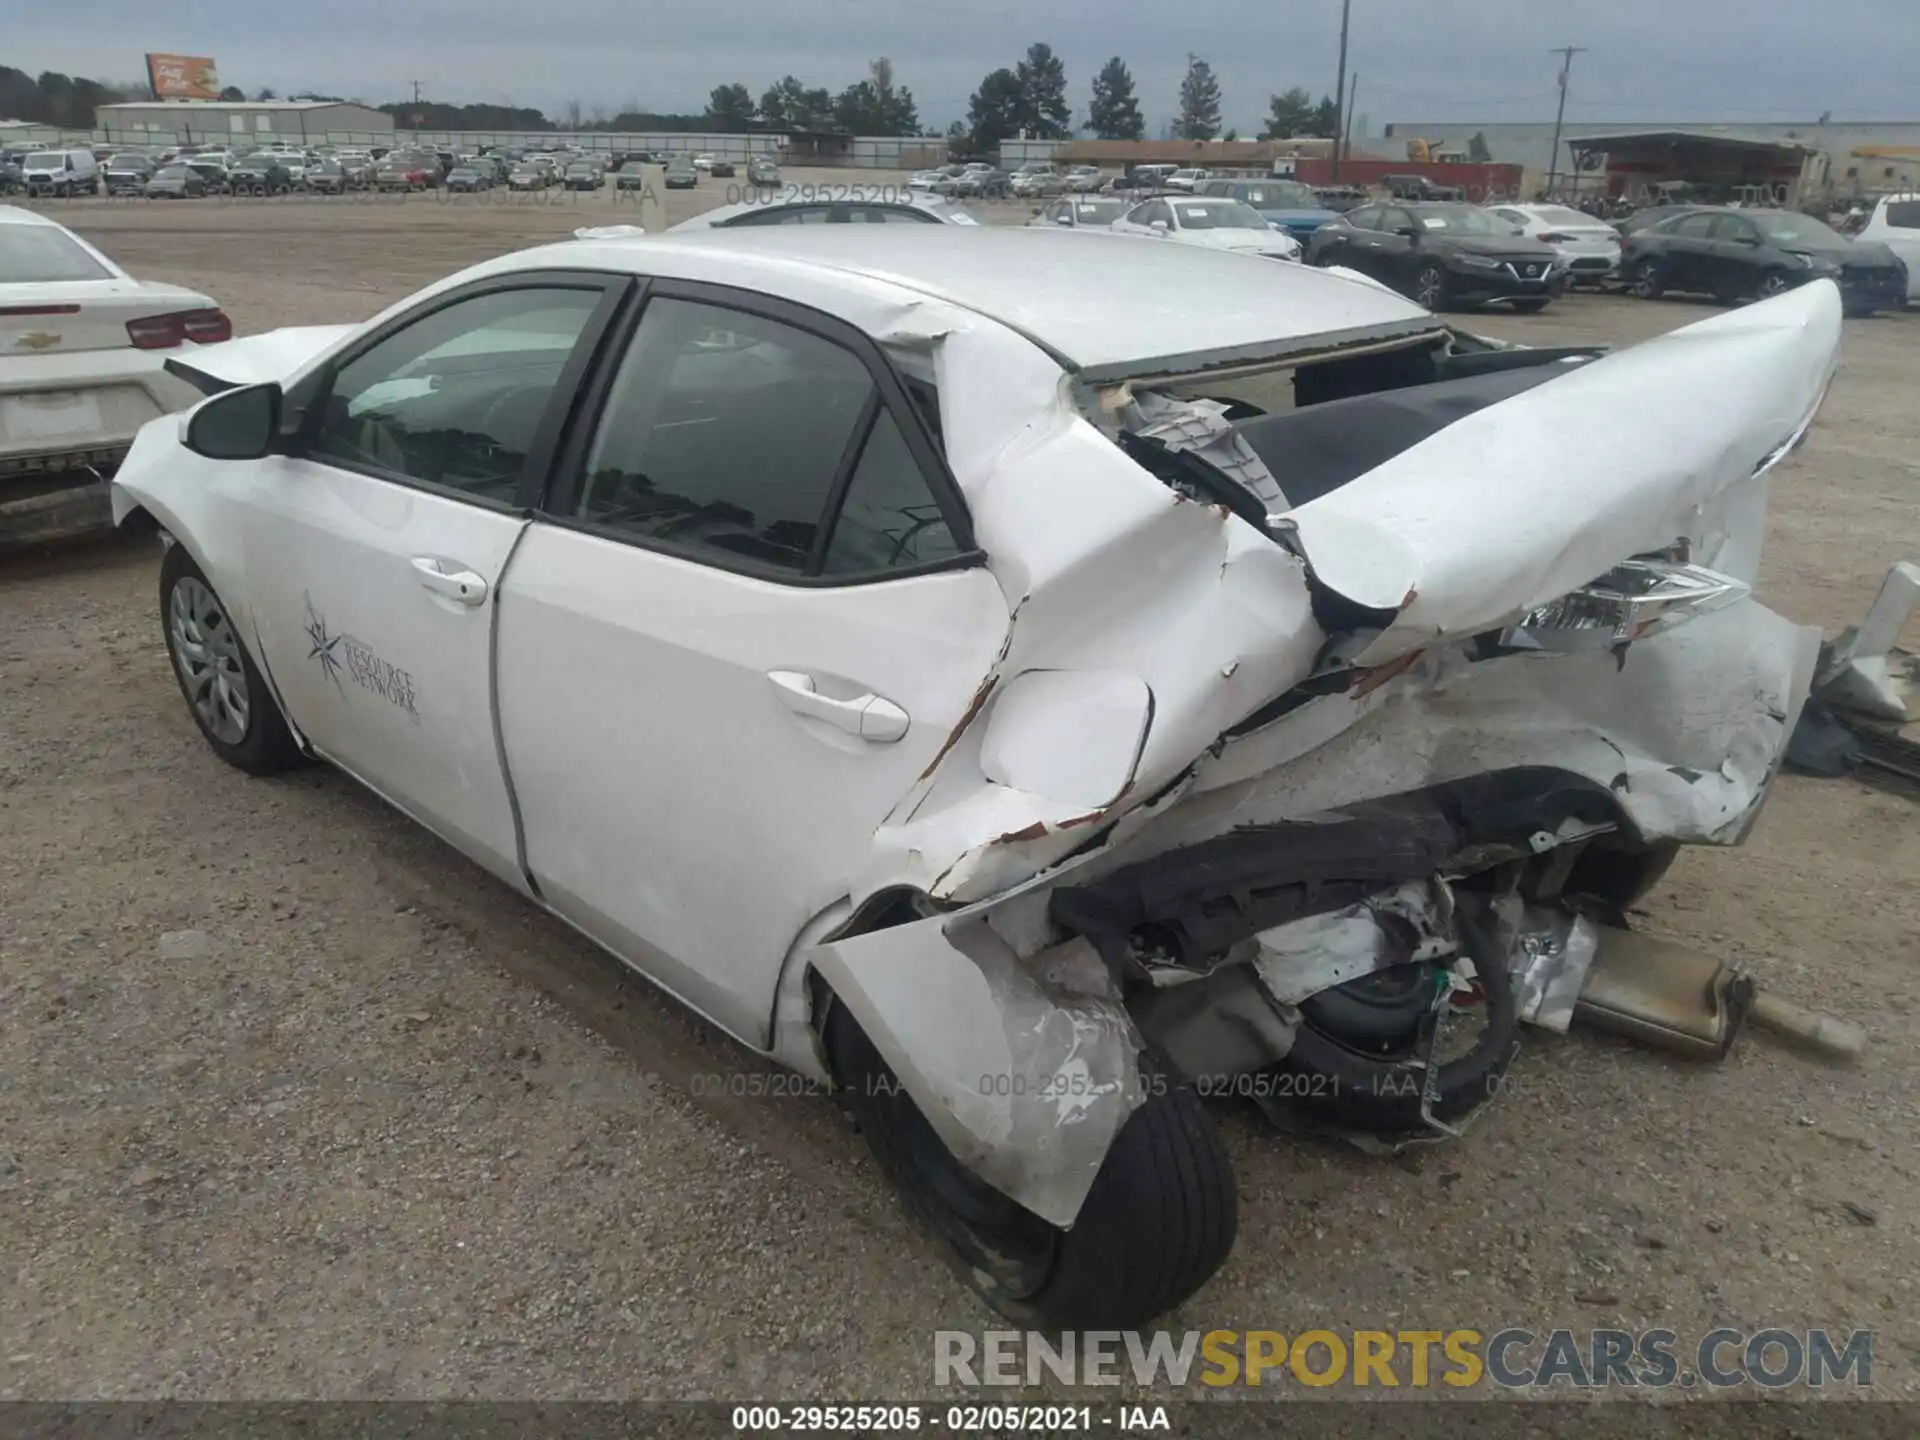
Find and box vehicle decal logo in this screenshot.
[303,592,419,722]
[15,332,61,351]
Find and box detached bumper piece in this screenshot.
[1791,561,1920,790]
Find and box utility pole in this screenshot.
[1343,72,1359,164]
[1331,0,1352,178]
[409,79,424,105]
[1544,45,1586,198]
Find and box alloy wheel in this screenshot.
[168,577,250,745]
[1759,273,1791,299]
[1415,265,1445,309]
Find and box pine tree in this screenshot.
[1087,57,1145,140]
[1175,54,1221,141]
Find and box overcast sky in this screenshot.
[18,0,1917,133]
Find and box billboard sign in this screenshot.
[146,54,221,101]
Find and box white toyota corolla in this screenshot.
[113,227,1838,1326]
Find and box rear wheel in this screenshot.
[1757,270,1793,300]
[1413,260,1448,310]
[1630,257,1666,298]
[826,1003,1237,1328]
[160,544,303,776]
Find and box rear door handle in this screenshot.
[767,670,910,743]
[410,556,488,605]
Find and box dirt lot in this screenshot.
[3,178,1918,1403]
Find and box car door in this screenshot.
[494,283,1009,1046]
[234,273,626,884]
[1710,213,1767,294]
[1314,205,1369,267]
[1659,211,1720,290]
[1371,206,1422,287]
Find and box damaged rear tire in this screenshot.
[826,1005,1237,1329]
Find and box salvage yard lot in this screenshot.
[3,176,1919,1400]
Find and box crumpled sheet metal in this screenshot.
[1252,878,1455,1005]
[1124,390,1290,512]
[1495,898,1601,1034]
[807,909,1146,1229]
[1161,598,1821,858]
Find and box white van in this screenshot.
[22,148,101,197]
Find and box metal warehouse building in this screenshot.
[97,100,394,145]
[1366,118,1920,198]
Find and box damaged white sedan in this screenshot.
[112,228,1839,1327]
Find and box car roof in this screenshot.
[0,204,71,229]
[670,195,969,230]
[541,226,1436,381]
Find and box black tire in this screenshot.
[1630,257,1666,299]
[1412,260,1448,310]
[159,544,304,776]
[1509,298,1550,314]
[827,1003,1236,1329]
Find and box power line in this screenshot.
[1545,45,1587,195]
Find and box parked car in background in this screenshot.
[1125,163,1180,192]
[143,165,208,201]
[747,156,781,188]
[0,153,25,194]
[376,158,436,192]
[1165,167,1212,193]
[1111,195,1303,259]
[0,205,226,544]
[906,169,946,192]
[1855,193,1920,304]
[1622,206,1907,315]
[1384,173,1465,201]
[1196,178,1340,247]
[1028,196,1128,230]
[1063,165,1104,193]
[1010,164,1065,199]
[693,153,716,172]
[186,160,230,192]
[664,156,699,190]
[445,166,491,194]
[104,154,155,196]
[108,224,1841,1330]
[709,157,737,178]
[1308,201,1563,311]
[614,162,653,192]
[1487,202,1626,286]
[507,163,548,192]
[665,193,979,229]
[953,165,1011,199]
[564,162,604,192]
[303,161,350,196]
[1614,204,1699,237]
[228,156,293,196]
[1313,184,1368,213]
[22,149,101,198]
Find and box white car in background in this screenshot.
[664,192,979,229]
[1165,167,1212,192]
[1110,195,1302,259]
[0,206,227,544]
[1027,196,1128,230]
[1856,193,1920,302]
[1488,203,1626,285]
[107,225,1837,1329]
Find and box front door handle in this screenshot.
[411,556,488,606]
[767,670,910,743]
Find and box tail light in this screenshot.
[127,308,234,350]
[1502,559,1749,654]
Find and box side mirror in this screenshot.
[185,382,282,460]
[1150,218,1169,232]
[1731,234,1759,246]
[1397,224,1423,238]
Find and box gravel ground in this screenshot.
[2,179,1917,1403]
